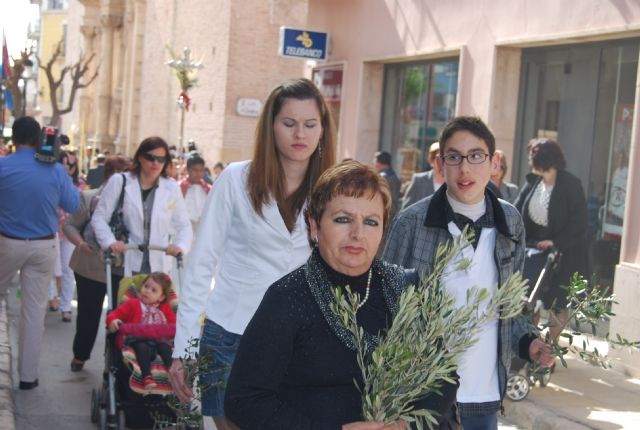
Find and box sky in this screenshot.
[1,0,40,57]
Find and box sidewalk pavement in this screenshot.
[504,352,640,429]
[0,296,16,430]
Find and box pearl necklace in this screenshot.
[356,268,373,311]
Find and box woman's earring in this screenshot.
[318,143,323,159]
[312,236,319,247]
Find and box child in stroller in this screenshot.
[107,272,176,390]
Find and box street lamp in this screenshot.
[166,47,203,156]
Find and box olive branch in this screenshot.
[535,273,640,371]
[153,337,216,430]
[330,228,529,429]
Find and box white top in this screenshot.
[528,181,553,226]
[443,222,500,404]
[447,192,486,221]
[184,183,208,233]
[173,160,312,357]
[92,172,192,276]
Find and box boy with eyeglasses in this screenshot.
[383,116,553,430]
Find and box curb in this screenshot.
[505,398,594,430]
[0,297,16,430]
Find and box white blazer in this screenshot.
[92,172,192,276]
[173,160,312,357]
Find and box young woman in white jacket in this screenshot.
[91,137,192,277]
[168,78,337,430]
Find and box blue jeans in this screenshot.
[198,319,241,417]
[461,412,498,430]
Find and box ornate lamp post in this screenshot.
[166,47,203,156]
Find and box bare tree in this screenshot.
[36,38,98,127]
[2,47,34,119]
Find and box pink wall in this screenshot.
[308,0,640,162]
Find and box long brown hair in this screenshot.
[247,78,337,232]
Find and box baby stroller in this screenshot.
[506,247,561,401]
[91,244,182,429]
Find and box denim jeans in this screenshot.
[461,411,498,430]
[198,319,241,416]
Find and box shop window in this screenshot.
[379,59,458,182]
[312,65,343,131]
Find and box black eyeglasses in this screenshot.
[441,151,490,166]
[142,153,168,164]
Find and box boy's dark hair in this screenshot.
[531,139,566,171]
[144,272,173,304]
[439,116,496,156]
[375,151,392,166]
[186,154,205,169]
[12,116,41,147]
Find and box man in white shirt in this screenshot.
[179,155,211,234]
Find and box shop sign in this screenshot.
[236,98,262,117]
[279,27,328,61]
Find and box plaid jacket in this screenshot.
[382,185,535,416]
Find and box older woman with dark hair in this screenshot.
[514,139,589,340]
[92,137,192,276]
[224,161,458,430]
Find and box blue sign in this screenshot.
[279,27,328,61]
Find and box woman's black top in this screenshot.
[514,170,589,304]
[224,251,458,430]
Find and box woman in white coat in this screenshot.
[91,136,192,277]
[168,78,337,430]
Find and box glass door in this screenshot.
[515,39,639,288]
[379,59,458,182]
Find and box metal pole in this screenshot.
[22,79,27,117]
[179,103,186,155]
[1,84,5,134]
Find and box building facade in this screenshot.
[305,0,640,376]
[56,0,640,374]
[62,0,309,165]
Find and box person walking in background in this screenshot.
[374,151,401,220]
[91,136,192,277]
[490,149,519,204]
[86,153,106,189]
[64,155,132,372]
[168,78,337,430]
[179,154,211,234]
[0,116,79,390]
[56,150,87,322]
[514,138,589,341]
[383,116,553,430]
[401,141,445,210]
[211,161,226,183]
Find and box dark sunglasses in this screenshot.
[66,162,77,168]
[142,153,168,164]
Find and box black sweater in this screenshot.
[224,256,458,429]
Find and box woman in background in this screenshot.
[515,139,589,340]
[64,155,131,371]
